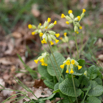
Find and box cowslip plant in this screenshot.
[27,9,103,103]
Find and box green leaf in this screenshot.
[47,52,65,77]
[44,80,54,89]
[53,83,60,93]
[40,93,56,101]
[38,64,52,80]
[95,77,102,85]
[60,92,75,103]
[87,96,101,103]
[87,65,97,79]
[77,59,85,66]
[88,81,103,96]
[59,78,82,97]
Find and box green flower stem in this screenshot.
[40,37,59,81]
[74,34,79,59]
[68,45,72,58]
[72,75,78,103]
[48,42,64,79]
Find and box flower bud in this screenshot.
[80,13,85,20]
[48,23,54,29]
[74,26,78,32]
[70,13,74,19]
[42,34,47,42]
[48,35,52,42]
[48,31,55,35]
[43,21,49,28]
[50,35,56,40]
[65,16,71,20]
[32,25,36,29]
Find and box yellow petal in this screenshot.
[34,60,38,64]
[78,65,82,70]
[68,10,73,14]
[70,69,74,74]
[60,64,64,69]
[66,69,69,73]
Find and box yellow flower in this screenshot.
[40,58,44,63]
[34,59,39,64]
[71,60,75,65]
[66,69,69,73]
[60,64,64,69]
[39,23,42,26]
[32,32,35,35]
[83,9,86,13]
[41,39,47,44]
[66,60,70,65]
[55,39,59,43]
[55,33,60,38]
[66,21,69,24]
[75,31,79,34]
[78,65,82,70]
[61,14,65,18]
[54,21,57,25]
[47,18,51,22]
[44,63,48,66]
[50,41,54,45]
[39,33,43,37]
[68,10,73,14]
[28,24,32,29]
[41,63,45,66]
[64,32,67,36]
[79,26,82,29]
[70,69,74,74]
[77,16,81,21]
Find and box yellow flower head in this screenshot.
[41,39,47,44]
[66,21,69,24]
[39,32,43,37]
[32,32,35,35]
[68,10,73,14]
[47,18,51,22]
[64,32,67,36]
[77,16,81,21]
[83,9,86,13]
[55,39,59,43]
[60,64,65,69]
[66,69,69,73]
[70,69,74,74]
[54,21,57,25]
[28,24,32,29]
[78,65,82,70]
[71,60,75,65]
[61,14,65,18]
[55,33,60,38]
[40,58,44,63]
[66,60,70,65]
[75,31,79,34]
[39,23,42,26]
[34,59,39,64]
[79,26,82,29]
[50,41,54,45]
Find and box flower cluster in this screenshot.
[60,32,69,43]
[28,18,60,45]
[34,52,49,66]
[61,9,86,34]
[60,57,82,74]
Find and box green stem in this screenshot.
[40,37,59,81]
[48,42,64,79]
[74,34,79,59]
[72,75,78,103]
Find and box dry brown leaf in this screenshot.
[0,58,12,65]
[34,79,47,88]
[98,54,103,61]
[26,60,38,69]
[12,32,22,39]
[31,4,40,17]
